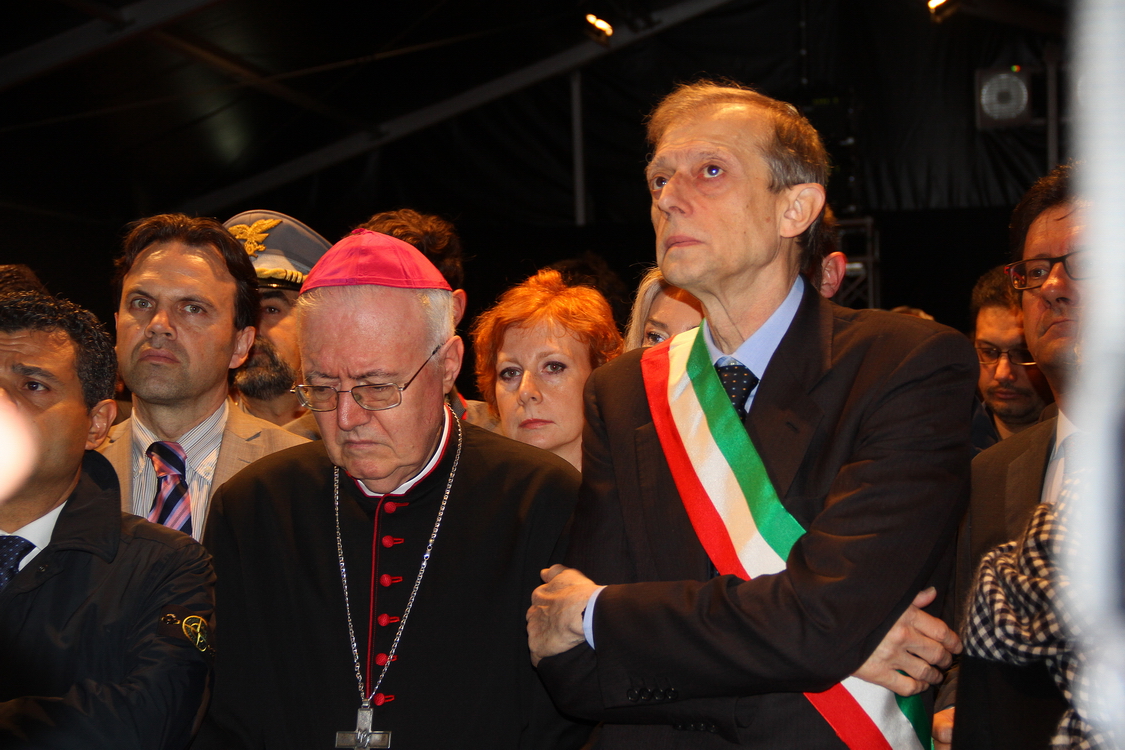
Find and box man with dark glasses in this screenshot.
[968,266,1053,442]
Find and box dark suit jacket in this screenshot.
[948,417,1068,750]
[538,284,977,748]
[952,417,1057,629]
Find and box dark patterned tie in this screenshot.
[146,441,192,536]
[0,535,34,590]
[716,361,759,414]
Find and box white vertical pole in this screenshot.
[1070,0,1125,739]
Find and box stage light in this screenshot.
[586,14,614,36]
[585,14,614,46]
[928,0,960,22]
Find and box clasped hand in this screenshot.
[853,587,962,696]
[526,565,599,667]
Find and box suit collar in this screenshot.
[212,405,287,491]
[701,275,804,378]
[745,278,831,498]
[223,400,272,440]
[1005,418,1056,517]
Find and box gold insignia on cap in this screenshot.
[257,267,306,284]
[182,615,211,653]
[228,219,282,258]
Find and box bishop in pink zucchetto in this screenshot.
[195,220,587,748]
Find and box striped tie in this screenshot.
[146,441,192,536]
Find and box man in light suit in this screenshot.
[933,164,1082,750]
[99,213,306,541]
[527,80,977,748]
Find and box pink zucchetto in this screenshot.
[300,229,452,294]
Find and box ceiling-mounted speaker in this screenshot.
[976,67,1032,129]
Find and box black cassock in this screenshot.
[193,421,590,750]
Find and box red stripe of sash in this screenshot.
[641,343,748,579]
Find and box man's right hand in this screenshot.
[852,587,961,696]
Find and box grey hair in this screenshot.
[296,284,454,353]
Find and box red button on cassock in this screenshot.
[376,614,400,627]
[383,501,400,514]
[379,574,402,587]
[373,693,394,706]
[382,536,404,548]
[374,653,398,666]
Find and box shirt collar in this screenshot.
[703,275,804,374]
[352,406,453,497]
[130,400,229,474]
[1052,409,1079,460]
[1,501,66,553]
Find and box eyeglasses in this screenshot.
[1005,251,1089,291]
[292,344,442,412]
[975,345,1036,367]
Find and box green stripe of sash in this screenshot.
[685,331,805,560]
[896,694,933,750]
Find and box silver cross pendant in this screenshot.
[336,702,390,749]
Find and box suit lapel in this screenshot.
[746,282,829,501]
[213,406,266,490]
[1003,420,1055,539]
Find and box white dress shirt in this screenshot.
[0,501,66,571]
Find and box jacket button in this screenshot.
[626,688,639,702]
[639,687,652,701]
[383,501,399,513]
[379,574,402,587]
[666,687,678,700]
[707,724,718,733]
[376,614,400,626]
[381,536,404,548]
[673,724,685,731]
[652,688,665,701]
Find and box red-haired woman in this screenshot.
[471,269,622,471]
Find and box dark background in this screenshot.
[1,0,1066,397]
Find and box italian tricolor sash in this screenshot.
[640,328,929,750]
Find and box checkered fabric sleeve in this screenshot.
[963,471,1117,749]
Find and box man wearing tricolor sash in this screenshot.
[528,80,978,748]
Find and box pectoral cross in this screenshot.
[336,702,390,749]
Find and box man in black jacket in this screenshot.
[0,292,215,750]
